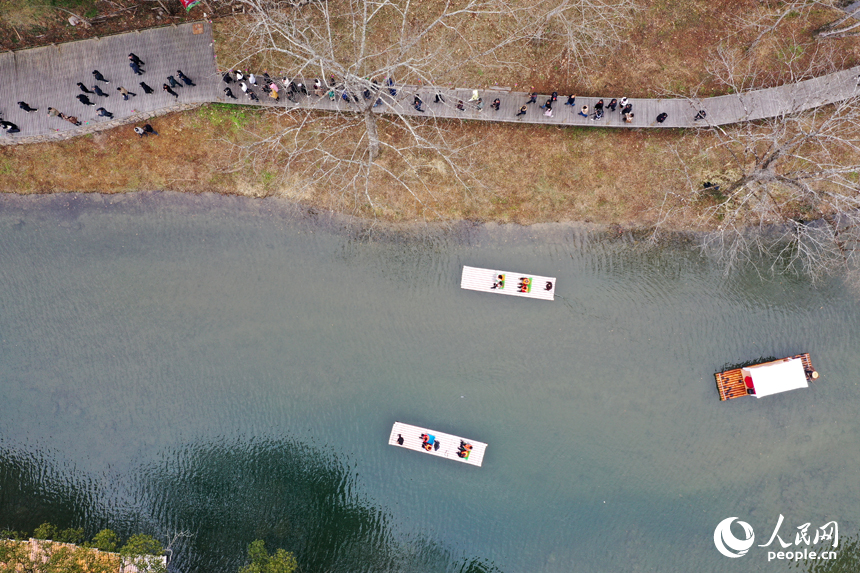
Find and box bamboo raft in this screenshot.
[388,422,487,467]
[460,265,556,301]
[715,353,817,401]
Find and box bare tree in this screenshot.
[517,0,640,73]
[655,47,860,281]
[734,0,860,47]
[817,3,860,38]
[218,0,639,216]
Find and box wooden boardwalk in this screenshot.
[2,20,860,143]
[389,421,487,467]
[0,22,218,139]
[214,68,860,130]
[460,265,556,301]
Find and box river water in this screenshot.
[0,193,858,573]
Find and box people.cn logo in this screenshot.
[714,517,756,558]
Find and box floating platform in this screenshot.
[460,266,556,300]
[715,353,818,401]
[388,422,487,467]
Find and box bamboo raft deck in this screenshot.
[460,265,556,301]
[715,353,815,401]
[388,422,487,467]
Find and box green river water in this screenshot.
[0,192,858,573]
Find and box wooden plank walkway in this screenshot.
[389,421,487,467]
[0,22,218,139]
[460,265,556,300]
[2,20,860,143]
[715,353,815,401]
[213,68,860,130]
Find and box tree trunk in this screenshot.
[364,110,380,163]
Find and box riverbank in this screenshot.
[0,104,708,228]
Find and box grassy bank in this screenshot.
[0,103,720,228]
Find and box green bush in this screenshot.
[90,529,119,552]
[56,527,84,544]
[33,522,58,540]
[239,540,298,573]
[120,533,163,557]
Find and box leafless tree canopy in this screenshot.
[220,0,638,216]
[659,47,860,281]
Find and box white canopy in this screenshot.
[742,358,808,398]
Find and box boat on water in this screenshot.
[388,421,487,467]
[460,265,556,300]
[715,353,818,401]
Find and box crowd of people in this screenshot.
[215,73,683,125]
[1,51,199,137]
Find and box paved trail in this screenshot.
[1,21,859,144]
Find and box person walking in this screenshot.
[551,91,558,103]
[607,98,618,112]
[223,71,235,84]
[235,71,244,82]
[93,85,109,98]
[163,84,179,98]
[130,60,144,75]
[656,112,668,123]
[526,92,537,104]
[128,53,144,66]
[77,82,93,94]
[167,75,181,88]
[565,94,576,106]
[619,97,628,113]
[117,86,136,100]
[18,102,38,113]
[456,100,465,111]
[92,70,109,83]
[578,105,588,118]
[621,102,632,116]
[434,92,445,103]
[96,107,113,118]
[177,70,195,87]
[77,94,96,106]
[476,97,484,111]
[543,106,553,118]
[60,113,81,126]
[469,89,480,102]
[47,107,61,118]
[516,104,527,117]
[247,90,259,102]
[134,126,146,137]
[140,82,154,94]
[413,95,424,112]
[248,73,257,86]
[592,99,604,120]
[143,124,158,136]
[0,121,20,134]
[491,98,501,111]
[694,110,707,121]
[224,87,237,99]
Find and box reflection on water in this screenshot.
[0,192,858,573]
[135,437,500,573]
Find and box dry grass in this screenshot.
[212,0,860,97]
[0,104,716,228]
[3,103,858,230]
